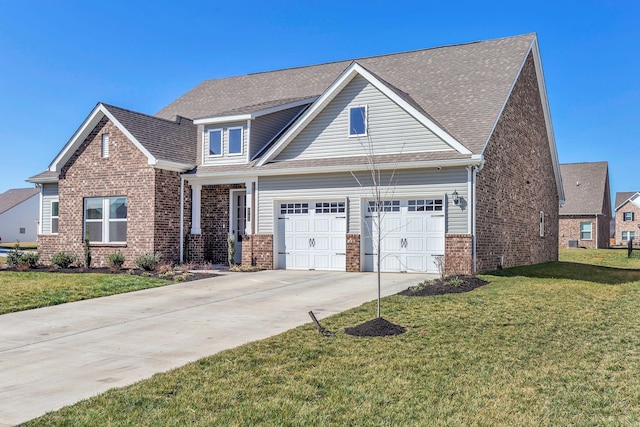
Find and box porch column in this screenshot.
[190,183,202,235]
[245,180,254,235]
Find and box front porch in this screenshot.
[183,179,273,268]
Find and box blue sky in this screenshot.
[1,0,638,207]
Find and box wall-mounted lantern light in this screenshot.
[452,190,459,205]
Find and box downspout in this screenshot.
[596,214,599,249]
[472,161,484,274]
[36,184,43,235]
[179,176,184,263]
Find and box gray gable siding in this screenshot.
[202,121,248,166]
[250,105,307,159]
[273,75,453,162]
[257,167,468,236]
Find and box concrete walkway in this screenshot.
[0,270,426,425]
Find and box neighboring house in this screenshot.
[0,188,40,243]
[614,192,640,245]
[558,162,611,249]
[28,33,564,274]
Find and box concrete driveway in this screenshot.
[0,270,426,425]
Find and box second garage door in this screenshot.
[277,201,346,270]
[364,198,445,273]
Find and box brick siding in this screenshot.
[559,215,608,249]
[346,233,361,272]
[38,117,182,268]
[615,201,640,245]
[445,234,473,276]
[474,53,559,272]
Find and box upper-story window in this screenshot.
[208,129,222,156]
[206,127,243,157]
[228,127,243,155]
[349,106,367,137]
[624,212,635,221]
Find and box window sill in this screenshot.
[87,243,127,248]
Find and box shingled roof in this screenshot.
[0,188,39,215]
[102,104,197,166]
[156,34,537,155]
[615,192,640,210]
[559,162,610,215]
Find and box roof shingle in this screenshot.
[559,162,609,215]
[0,188,39,215]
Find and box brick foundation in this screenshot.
[187,234,204,263]
[249,234,273,269]
[346,233,361,272]
[445,234,473,276]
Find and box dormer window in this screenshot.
[205,126,243,158]
[228,127,243,155]
[208,129,222,156]
[349,106,367,136]
[101,134,109,158]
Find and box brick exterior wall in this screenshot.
[474,53,559,272]
[38,116,183,268]
[559,215,608,249]
[250,234,273,269]
[616,200,640,245]
[445,234,473,276]
[346,233,361,272]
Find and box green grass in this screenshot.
[26,249,640,426]
[0,241,37,250]
[0,272,171,314]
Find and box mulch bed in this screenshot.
[0,266,219,282]
[345,317,406,337]
[397,275,488,297]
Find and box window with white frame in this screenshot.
[208,129,222,156]
[228,127,243,154]
[101,134,109,158]
[580,222,592,240]
[349,106,367,136]
[84,197,127,243]
[623,212,635,221]
[622,231,636,241]
[51,200,59,234]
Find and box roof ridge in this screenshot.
[101,103,192,125]
[199,33,536,83]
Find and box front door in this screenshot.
[230,190,246,264]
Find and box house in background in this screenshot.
[0,188,40,243]
[558,162,611,249]
[614,192,640,245]
[28,33,564,274]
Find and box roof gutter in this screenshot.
[185,156,484,181]
[151,159,196,173]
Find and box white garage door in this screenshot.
[364,199,445,273]
[277,201,346,270]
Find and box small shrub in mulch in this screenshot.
[397,275,488,297]
[344,317,406,337]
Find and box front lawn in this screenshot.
[0,272,171,315]
[27,251,640,426]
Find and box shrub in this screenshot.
[106,252,125,272]
[51,252,78,269]
[135,252,162,271]
[6,242,39,269]
[155,262,174,274]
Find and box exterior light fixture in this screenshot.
[452,190,459,205]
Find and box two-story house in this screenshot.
[28,33,564,274]
[615,192,640,245]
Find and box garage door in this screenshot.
[364,199,445,273]
[277,201,346,270]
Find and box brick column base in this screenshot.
[187,234,204,264]
[445,234,473,276]
[346,233,361,272]
[37,234,61,266]
[241,234,273,269]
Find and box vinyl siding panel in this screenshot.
[41,183,59,235]
[250,106,307,159]
[275,75,453,161]
[257,167,468,236]
[202,121,248,166]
